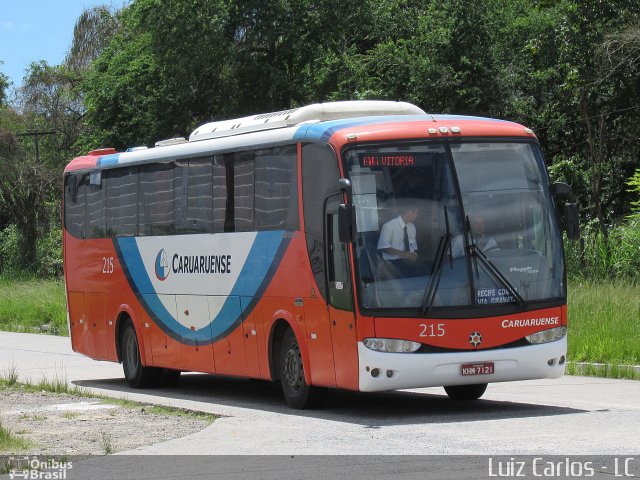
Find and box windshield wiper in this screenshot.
[466,225,526,308]
[420,207,452,315]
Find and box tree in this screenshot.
[77,0,640,230]
[80,0,389,148]
[18,61,83,156]
[0,64,9,105]
[628,168,640,217]
[81,0,233,150]
[65,5,121,73]
[2,57,96,271]
[0,111,55,269]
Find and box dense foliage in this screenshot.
[0,0,639,278]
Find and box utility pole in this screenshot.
[16,130,57,162]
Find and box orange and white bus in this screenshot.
[63,101,578,408]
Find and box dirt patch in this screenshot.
[0,389,215,455]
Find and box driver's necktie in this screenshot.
[403,226,410,252]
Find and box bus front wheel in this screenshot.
[121,322,157,388]
[279,329,326,409]
[444,383,488,401]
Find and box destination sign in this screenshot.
[358,152,433,168]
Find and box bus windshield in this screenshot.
[344,141,564,314]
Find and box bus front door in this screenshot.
[326,195,359,390]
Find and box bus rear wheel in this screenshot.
[444,383,488,401]
[121,322,158,388]
[279,329,326,409]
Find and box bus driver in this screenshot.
[451,215,497,258]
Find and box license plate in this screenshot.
[461,362,495,376]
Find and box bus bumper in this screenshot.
[357,337,567,392]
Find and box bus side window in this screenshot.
[326,194,353,311]
[255,146,298,230]
[139,163,176,236]
[85,171,106,238]
[106,167,138,237]
[302,143,341,302]
[64,173,86,239]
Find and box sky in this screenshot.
[0,1,127,90]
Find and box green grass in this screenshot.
[568,280,640,366]
[565,362,639,380]
[0,367,88,397]
[0,276,67,336]
[101,397,217,423]
[0,371,217,424]
[100,432,115,455]
[2,362,19,386]
[0,420,32,453]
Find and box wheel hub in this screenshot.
[283,345,304,392]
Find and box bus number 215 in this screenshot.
[419,323,445,337]
[102,257,114,274]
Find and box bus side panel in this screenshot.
[65,235,129,363]
[102,293,117,360]
[83,292,107,360]
[328,306,359,390]
[211,296,247,376]
[177,294,216,373]
[142,294,182,369]
[241,296,262,378]
[67,291,86,354]
[303,297,337,387]
[254,304,270,379]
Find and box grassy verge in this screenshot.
[0,276,66,336]
[565,362,639,380]
[0,420,33,453]
[0,367,217,424]
[101,397,217,422]
[567,279,640,369]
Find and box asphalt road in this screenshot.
[1,331,639,478]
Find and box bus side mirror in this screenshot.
[338,178,352,196]
[550,182,574,200]
[550,182,580,241]
[565,203,580,241]
[338,204,355,243]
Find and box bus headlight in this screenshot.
[363,338,421,353]
[526,326,567,345]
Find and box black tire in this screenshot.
[279,329,326,409]
[121,322,159,388]
[444,383,488,401]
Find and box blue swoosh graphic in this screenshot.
[115,231,286,345]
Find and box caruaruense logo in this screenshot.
[155,249,170,281]
[153,248,233,279]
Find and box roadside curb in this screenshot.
[568,361,640,377]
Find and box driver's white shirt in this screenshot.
[451,234,497,258]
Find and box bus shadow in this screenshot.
[74,373,586,427]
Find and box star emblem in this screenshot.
[469,331,483,347]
